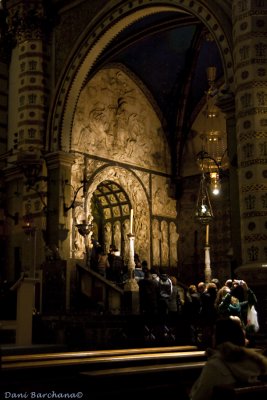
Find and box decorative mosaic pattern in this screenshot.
[233,0,267,266]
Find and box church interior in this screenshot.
[0,0,267,392]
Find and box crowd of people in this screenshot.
[90,244,259,341]
[184,278,265,399]
[87,245,267,398]
[184,278,258,348]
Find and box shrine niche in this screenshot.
[70,66,179,269]
[71,164,150,266]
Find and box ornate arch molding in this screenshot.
[86,165,150,213]
[49,0,233,152]
[85,164,151,263]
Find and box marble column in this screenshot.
[3,0,51,280]
[216,90,242,271]
[6,0,50,161]
[232,0,267,286]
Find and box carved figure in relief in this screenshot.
[104,222,112,254]
[170,221,179,266]
[135,203,149,262]
[114,221,121,252]
[72,68,170,172]
[161,220,169,267]
[153,177,176,217]
[152,219,160,267]
[71,157,84,192]
[122,219,130,263]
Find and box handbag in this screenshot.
[246,305,259,333]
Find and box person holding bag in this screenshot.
[231,280,258,327]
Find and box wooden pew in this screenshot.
[0,345,205,395]
[0,345,202,370]
[213,382,267,399]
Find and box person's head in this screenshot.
[211,278,221,289]
[159,267,167,276]
[197,282,206,293]
[213,317,246,348]
[207,282,217,292]
[188,284,197,294]
[215,285,231,307]
[231,280,245,301]
[225,279,233,289]
[144,270,152,279]
[141,260,148,271]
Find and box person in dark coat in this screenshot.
[138,270,159,318]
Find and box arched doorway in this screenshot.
[90,180,132,260]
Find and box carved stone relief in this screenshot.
[170,221,179,266]
[70,67,179,268]
[114,221,121,252]
[152,219,160,267]
[84,165,150,265]
[71,67,170,173]
[152,175,177,218]
[104,222,112,253]
[161,220,169,267]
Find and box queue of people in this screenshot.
[89,241,260,345]
[88,243,267,399]
[184,278,258,348]
[186,279,266,400]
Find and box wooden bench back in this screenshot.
[213,382,267,399]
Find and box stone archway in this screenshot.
[86,165,150,267]
[49,0,233,152]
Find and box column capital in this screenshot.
[235,264,267,286]
[45,151,76,170]
[6,0,53,44]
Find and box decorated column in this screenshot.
[232,0,267,285]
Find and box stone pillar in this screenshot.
[216,90,242,271]
[6,0,50,161]
[45,151,76,258]
[16,277,36,346]
[45,151,76,312]
[3,0,52,279]
[232,0,267,286]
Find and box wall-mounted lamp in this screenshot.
[63,179,88,214]
[22,213,36,236]
[76,222,93,237]
[15,151,47,188]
